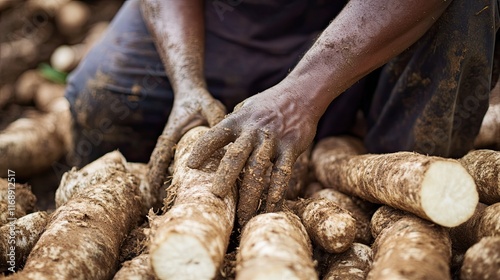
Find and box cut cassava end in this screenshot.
[150,127,236,280]
[419,160,478,227]
[312,139,478,227]
[460,149,500,204]
[312,188,374,244]
[9,168,142,280]
[290,198,357,254]
[236,211,318,280]
[368,216,452,280]
[0,211,49,272]
[323,243,373,280]
[0,179,37,226]
[460,236,500,280]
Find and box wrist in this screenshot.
[276,72,339,123]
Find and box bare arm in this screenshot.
[141,0,206,92]
[188,0,452,225]
[142,0,225,193]
[286,0,451,120]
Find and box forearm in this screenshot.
[285,0,452,121]
[141,0,206,93]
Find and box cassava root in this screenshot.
[149,127,236,280]
[7,152,142,280]
[312,136,478,227]
[236,211,318,280]
[289,198,356,253]
[368,215,452,280]
[460,149,500,205]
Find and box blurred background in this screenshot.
[0,0,125,211]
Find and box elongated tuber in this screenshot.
[0,179,36,226]
[149,127,236,280]
[289,198,356,253]
[8,158,142,279]
[367,216,452,280]
[113,254,156,280]
[312,137,478,227]
[0,106,71,179]
[460,149,500,204]
[460,236,500,280]
[55,150,128,207]
[236,211,318,280]
[370,206,408,239]
[0,211,49,272]
[323,243,373,280]
[312,188,374,244]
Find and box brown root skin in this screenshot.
[460,236,500,280]
[113,254,157,280]
[286,148,311,200]
[312,188,374,244]
[370,206,408,239]
[0,211,49,272]
[58,153,158,216]
[128,162,164,214]
[150,127,236,280]
[14,70,45,105]
[0,179,36,226]
[237,211,318,280]
[323,243,373,280]
[460,149,500,204]
[290,198,356,253]
[12,167,142,280]
[56,150,128,207]
[368,217,452,280]
[313,138,478,227]
[450,202,500,251]
[34,83,65,112]
[0,109,70,179]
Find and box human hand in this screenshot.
[147,88,226,192]
[187,86,319,225]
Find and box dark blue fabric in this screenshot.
[65,0,498,167]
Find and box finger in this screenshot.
[187,124,235,169]
[148,111,197,190]
[212,133,254,197]
[237,138,274,226]
[147,135,177,190]
[203,99,226,127]
[266,151,296,213]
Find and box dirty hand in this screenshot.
[187,86,318,225]
[148,88,226,190]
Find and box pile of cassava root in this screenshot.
[2,2,500,280]
[0,0,124,180]
[1,125,499,280]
